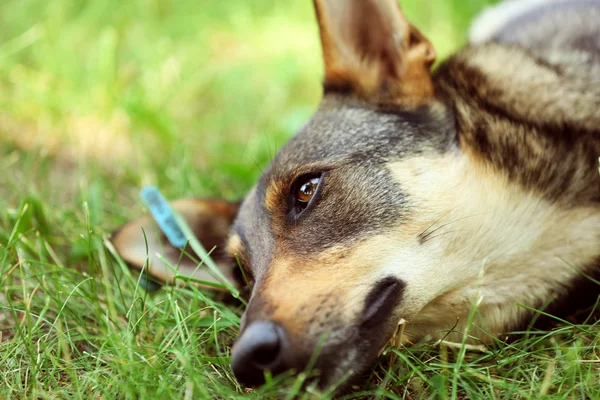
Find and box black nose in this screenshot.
[231,320,288,387]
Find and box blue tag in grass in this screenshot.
[140,186,187,248]
[139,185,241,299]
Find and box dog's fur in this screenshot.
[112,0,600,392]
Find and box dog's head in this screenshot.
[114,0,462,390]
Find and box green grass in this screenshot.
[1,0,599,398]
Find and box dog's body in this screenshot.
[113,0,600,392]
[404,1,600,341]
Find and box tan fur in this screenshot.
[447,45,600,132]
[226,233,244,263]
[253,247,378,335]
[385,152,600,342]
[434,42,600,207]
[264,181,285,215]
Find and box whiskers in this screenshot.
[417,211,486,245]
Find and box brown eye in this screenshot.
[293,175,322,212]
[297,177,319,202]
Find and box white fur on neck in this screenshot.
[383,153,600,343]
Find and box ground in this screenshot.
[1,0,599,398]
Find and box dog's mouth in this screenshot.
[361,277,405,328]
[231,277,406,390]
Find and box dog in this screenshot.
[112,0,600,392]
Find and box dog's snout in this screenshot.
[231,320,289,387]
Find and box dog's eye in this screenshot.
[297,177,319,203]
[292,174,322,212]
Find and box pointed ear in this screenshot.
[314,0,436,105]
[111,198,241,291]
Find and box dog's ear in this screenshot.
[314,0,436,105]
[111,198,241,290]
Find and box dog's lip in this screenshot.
[360,278,404,328]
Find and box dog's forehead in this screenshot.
[270,94,444,173]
